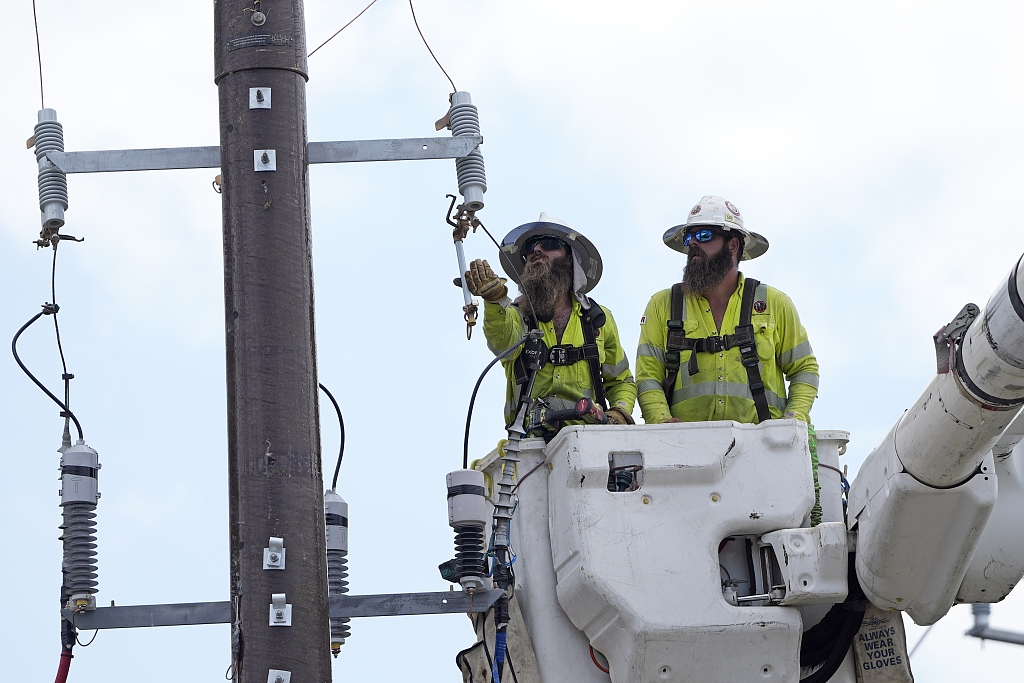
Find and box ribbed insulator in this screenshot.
[34,113,68,231]
[455,151,487,195]
[615,469,634,492]
[60,503,98,599]
[34,119,65,161]
[327,548,351,645]
[449,96,487,209]
[454,524,486,579]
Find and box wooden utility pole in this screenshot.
[214,1,330,681]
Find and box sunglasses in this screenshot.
[682,228,721,247]
[523,235,566,253]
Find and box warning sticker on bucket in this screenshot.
[854,605,914,682]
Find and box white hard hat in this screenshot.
[663,195,769,261]
[499,212,602,299]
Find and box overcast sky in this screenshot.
[4,1,1024,681]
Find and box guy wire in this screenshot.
[308,0,380,57]
[409,0,457,93]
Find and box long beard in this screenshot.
[682,243,735,296]
[518,254,574,322]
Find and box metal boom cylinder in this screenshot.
[898,256,1024,487]
[850,254,1024,624]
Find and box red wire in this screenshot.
[54,649,73,683]
[589,645,610,674]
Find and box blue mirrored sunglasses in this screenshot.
[682,228,719,247]
[523,235,566,253]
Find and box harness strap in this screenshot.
[581,303,608,410]
[662,279,772,423]
[663,283,687,399]
[511,300,607,409]
[737,278,771,423]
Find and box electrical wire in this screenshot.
[50,244,75,428]
[308,0,380,57]
[589,645,610,674]
[12,308,83,439]
[318,382,346,491]
[70,608,98,647]
[31,0,45,109]
[409,0,457,93]
[463,335,532,470]
[908,623,934,657]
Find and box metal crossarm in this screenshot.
[44,136,482,174]
[60,589,502,629]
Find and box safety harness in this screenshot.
[512,298,608,410]
[662,279,771,423]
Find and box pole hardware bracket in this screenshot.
[270,593,292,626]
[934,302,980,373]
[263,537,286,570]
[267,670,291,683]
[250,88,272,109]
[255,150,277,172]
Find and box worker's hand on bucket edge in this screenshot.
[606,407,635,425]
[465,259,508,303]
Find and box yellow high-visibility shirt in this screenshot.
[635,274,818,424]
[483,297,636,426]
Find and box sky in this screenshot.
[3,0,1024,680]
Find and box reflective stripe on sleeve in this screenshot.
[637,343,666,363]
[637,379,663,395]
[543,396,580,411]
[779,341,813,366]
[789,371,820,388]
[602,357,630,377]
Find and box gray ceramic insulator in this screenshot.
[449,92,486,212]
[35,109,68,233]
[325,490,350,647]
[59,440,101,605]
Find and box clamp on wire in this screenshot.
[35,231,84,250]
[446,194,481,340]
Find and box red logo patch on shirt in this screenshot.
[595,328,601,338]
[753,300,767,313]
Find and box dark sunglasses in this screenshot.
[523,235,566,253]
[682,228,720,246]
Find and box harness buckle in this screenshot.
[548,344,581,366]
[550,345,570,365]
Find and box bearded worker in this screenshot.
[635,196,823,522]
[464,213,636,433]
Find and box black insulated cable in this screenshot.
[318,382,345,491]
[463,335,532,470]
[12,306,83,439]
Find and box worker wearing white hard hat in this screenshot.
[463,213,636,432]
[635,195,823,522]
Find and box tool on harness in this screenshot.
[529,397,605,442]
[512,300,608,410]
[663,279,771,423]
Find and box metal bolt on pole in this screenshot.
[214,1,330,680]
